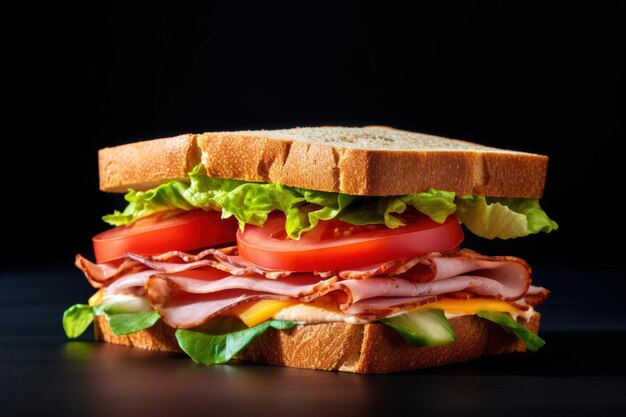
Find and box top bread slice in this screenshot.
[99,126,548,198]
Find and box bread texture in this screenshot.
[99,126,548,198]
[99,134,199,193]
[94,312,540,374]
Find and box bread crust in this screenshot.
[98,134,199,192]
[94,312,540,373]
[99,127,548,198]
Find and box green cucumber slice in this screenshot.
[382,309,456,346]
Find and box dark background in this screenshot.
[8,1,625,269]
[2,3,625,416]
[10,1,625,270]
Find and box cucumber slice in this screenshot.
[382,309,456,346]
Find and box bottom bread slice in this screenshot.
[93,313,540,373]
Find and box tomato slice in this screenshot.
[93,210,238,263]
[237,213,464,271]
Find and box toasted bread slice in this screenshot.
[99,126,548,198]
[94,312,540,374]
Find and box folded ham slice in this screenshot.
[104,270,159,295]
[514,285,550,308]
[146,281,289,329]
[128,249,293,279]
[75,255,141,288]
[136,253,532,328]
[332,256,426,279]
[76,247,292,289]
[76,247,542,329]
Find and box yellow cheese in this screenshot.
[233,297,523,327]
[88,289,104,307]
[234,300,296,327]
[409,298,522,315]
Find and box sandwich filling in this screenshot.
[103,165,557,240]
[64,166,556,365]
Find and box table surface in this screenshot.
[2,263,625,417]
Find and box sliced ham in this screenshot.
[145,262,528,310]
[76,247,292,289]
[331,249,531,284]
[140,250,533,328]
[515,285,550,307]
[104,270,157,295]
[151,270,337,297]
[320,272,529,310]
[127,248,293,279]
[346,286,548,319]
[146,277,289,328]
[401,249,531,283]
[77,245,544,329]
[336,256,426,279]
[345,296,438,318]
[75,254,142,288]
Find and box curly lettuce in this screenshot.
[455,196,558,239]
[103,165,557,240]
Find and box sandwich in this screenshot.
[63,126,557,373]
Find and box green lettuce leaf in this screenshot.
[175,318,296,365]
[455,196,558,239]
[397,189,457,224]
[492,198,559,235]
[62,303,160,339]
[63,304,95,339]
[289,190,355,238]
[107,311,160,336]
[216,183,305,229]
[103,164,556,240]
[339,190,456,228]
[476,311,546,352]
[102,165,244,226]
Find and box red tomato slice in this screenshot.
[93,210,238,263]
[237,214,464,271]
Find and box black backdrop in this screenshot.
[8,1,625,269]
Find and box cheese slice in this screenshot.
[88,289,104,307]
[235,297,524,327]
[233,300,296,327]
[408,298,522,315]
